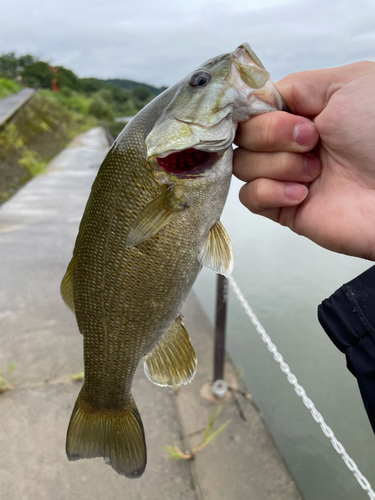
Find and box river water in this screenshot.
[193,177,374,500]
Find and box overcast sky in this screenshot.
[1,0,375,87]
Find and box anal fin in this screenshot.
[198,220,234,277]
[144,316,197,387]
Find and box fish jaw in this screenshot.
[146,113,234,159]
[227,43,287,120]
[145,43,286,169]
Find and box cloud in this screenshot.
[0,0,374,86]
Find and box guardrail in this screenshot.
[212,275,229,397]
[0,88,37,128]
[101,121,115,147]
[227,274,375,499]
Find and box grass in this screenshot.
[0,363,16,393]
[166,406,230,460]
[52,90,92,115]
[0,78,21,99]
[72,372,84,382]
[0,89,98,203]
[0,75,144,203]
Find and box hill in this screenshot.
[99,78,167,95]
[0,52,166,121]
[0,53,168,202]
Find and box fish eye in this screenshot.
[189,71,212,88]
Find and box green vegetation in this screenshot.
[0,362,16,393]
[0,51,166,202]
[0,88,97,202]
[102,78,166,95]
[0,52,166,125]
[72,371,84,382]
[0,78,21,99]
[166,406,230,460]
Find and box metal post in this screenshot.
[212,274,228,397]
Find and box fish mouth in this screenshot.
[155,148,220,177]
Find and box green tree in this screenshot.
[111,87,129,104]
[0,52,18,78]
[89,92,115,121]
[55,66,80,90]
[18,54,38,70]
[22,61,52,88]
[80,77,105,93]
[96,88,115,104]
[21,61,80,90]
[132,87,151,102]
[0,52,38,79]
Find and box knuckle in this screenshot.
[261,114,280,146]
[279,151,303,175]
[239,182,262,213]
[233,147,248,170]
[249,180,268,212]
[355,61,375,74]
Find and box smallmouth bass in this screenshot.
[61,43,286,478]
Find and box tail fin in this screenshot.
[66,388,146,478]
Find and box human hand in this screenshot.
[233,62,375,261]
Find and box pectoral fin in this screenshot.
[61,257,75,313]
[144,315,197,387]
[126,186,185,247]
[198,221,234,277]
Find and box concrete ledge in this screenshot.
[0,88,37,126]
[0,127,304,499]
[179,291,304,500]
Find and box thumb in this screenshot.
[276,63,371,117]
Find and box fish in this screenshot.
[60,43,286,479]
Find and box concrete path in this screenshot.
[0,87,36,126]
[0,127,304,499]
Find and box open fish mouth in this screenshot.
[156,148,220,176]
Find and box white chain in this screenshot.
[228,276,375,499]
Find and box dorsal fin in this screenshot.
[61,257,75,313]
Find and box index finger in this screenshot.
[234,111,318,152]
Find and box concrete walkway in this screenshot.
[0,87,36,126]
[0,127,304,499]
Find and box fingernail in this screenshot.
[294,121,317,147]
[285,183,308,202]
[304,154,321,178]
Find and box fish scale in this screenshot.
[61,43,286,478]
[74,117,209,398]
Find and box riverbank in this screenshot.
[0,127,303,500]
[0,87,36,126]
[0,89,97,203]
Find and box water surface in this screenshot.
[194,177,374,500]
